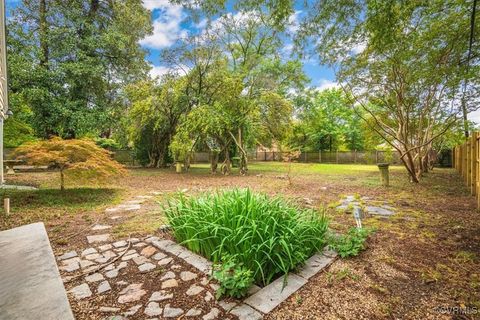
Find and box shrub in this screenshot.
[94,137,120,150]
[165,188,329,290]
[212,254,254,299]
[328,227,373,258]
[14,138,126,190]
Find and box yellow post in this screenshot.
[460,145,464,180]
[472,134,477,196]
[453,146,456,170]
[467,139,471,186]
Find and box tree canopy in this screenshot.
[7,0,152,139]
[5,0,478,182]
[14,138,126,190]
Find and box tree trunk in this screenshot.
[60,169,65,191]
[222,150,231,175]
[39,0,49,68]
[400,148,420,183]
[183,152,191,171]
[210,151,218,174]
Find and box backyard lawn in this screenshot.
[0,163,478,319]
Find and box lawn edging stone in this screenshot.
[151,238,337,319]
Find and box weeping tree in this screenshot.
[298,0,480,182]
[15,138,126,190]
[126,77,191,167]
[162,11,304,175]
[170,63,246,175]
[184,0,480,182]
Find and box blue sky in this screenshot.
[5,0,337,91]
[7,0,479,123]
[140,0,336,89]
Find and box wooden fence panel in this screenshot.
[454,132,480,209]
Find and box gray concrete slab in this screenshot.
[151,240,213,274]
[244,274,307,314]
[295,252,335,279]
[230,303,263,320]
[0,222,74,320]
[366,206,395,216]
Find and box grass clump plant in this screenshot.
[164,188,329,290]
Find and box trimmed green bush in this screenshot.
[164,188,329,287]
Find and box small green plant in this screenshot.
[212,255,254,299]
[329,227,373,258]
[94,137,120,150]
[335,267,360,281]
[294,294,303,305]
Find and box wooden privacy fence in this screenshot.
[453,132,480,208]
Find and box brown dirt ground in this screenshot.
[1,164,479,319]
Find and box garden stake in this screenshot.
[4,197,9,215]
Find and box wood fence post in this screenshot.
[472,135,477,195]
[454,146,457,169]
[476,132,480,208]
[460,145,463,174]
[465,143,469,183]
[467,138,471,188]
[336,150,339,164]
[456,146,459,172]
[319,150,321,163]
[354,150,357,163]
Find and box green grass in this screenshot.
[165,188,329,287]
[0,188,121,230]
[130,162,405,178]
[0,188,119,209]
[246,162,404,175]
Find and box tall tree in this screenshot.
[298,0,480,182]
[288,88,366,152]
[7,0,152,138]
[126,76,191,167]
[160,12,305,174]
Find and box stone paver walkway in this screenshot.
[58,235,236,319]
[336,195,396,216]
[56,192,338,319]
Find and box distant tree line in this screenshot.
[6,0,479,182]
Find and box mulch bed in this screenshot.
[4,167,480,319]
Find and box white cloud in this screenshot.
[316,79,339,91]
[140,0,187,49]
[281,43,294,56]
[149,65,172,79]
[205,10,262,34]
[142,0,173,11]
[194,18,208,30]
[149,63,191,80]
[351,43,366,55]
[468,110,480,124]
[287,10,302,34]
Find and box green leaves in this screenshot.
[328,227,373,258]
[8,0,152,138]
[212,254,254,299]
[288,88,366,151]
[164,188,329,291]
